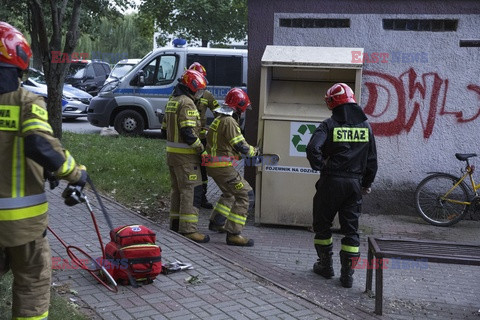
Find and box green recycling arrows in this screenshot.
[291,124,317,152]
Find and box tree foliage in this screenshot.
[139,0,247,47]
[1,0,134,138]
[75,14,152,63]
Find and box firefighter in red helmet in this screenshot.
[188,62,220,209]
[0,22,87,319]
[306,83,377,288]
[164,69,210,243]
[204,88,257,246]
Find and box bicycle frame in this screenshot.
[442,163,480,205]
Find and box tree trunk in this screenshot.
[201,39,209,47]
[45,70,64,139]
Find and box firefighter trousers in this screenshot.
[206,166,253,235]
[3,235,51,319]
[313,175,362,253]
[169,162,203,234]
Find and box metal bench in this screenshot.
[365,237,480,315]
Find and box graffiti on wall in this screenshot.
[363,68,480,138]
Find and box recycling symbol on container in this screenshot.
[291,124,317,153]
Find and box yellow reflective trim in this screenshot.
[188,174,198,181]
[204,161,232,168]
[22,118,53,134]
[166,146,197,154]
[166,101,178,113]
[199,98,208,105]
[333,127,369,142]
[31,104,48,121]
[341,244,360,253]
[58,150,76,177]
[235,182,244,190]
[0,202,48,221]
[214,203,231,217]
[180,120,197,128]
[179,214,198,223]
[191,138,202,148]
[247,146,256,157]
[211,132,218,157]
[210,118,220,131]
[13,310,49,320]
[227,212,247,225]
[169,211,179,219]
[230,134,245,145]
[11,136,25,197]
[314,238,333,246]
[187,110,199,117]
[0,105,20,131]
[211,100,219,110]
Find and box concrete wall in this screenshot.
[247,0,480,216]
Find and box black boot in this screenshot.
[170,219,179,232]
[339,250,360,288]
[313,244,334,278]
[201,184,213,209]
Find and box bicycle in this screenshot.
[414,153,480,227]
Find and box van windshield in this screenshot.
[110,64,136,79]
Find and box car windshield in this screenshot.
[110,64,135,79]
[28,69,46,84]
[67,63,87,79]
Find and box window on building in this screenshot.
[459,40,480,47]
[383,19,458,32]
[279,18,350,28]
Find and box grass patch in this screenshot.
[0,272,88,320]
[61,132,170,221]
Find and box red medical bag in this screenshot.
[102,225,162,285]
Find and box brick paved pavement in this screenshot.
[46,173,480,320]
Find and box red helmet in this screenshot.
[224,88,251,113]
[188,62,207,77]
[180,69,207,93]
[324,83,356,109]
[0,22,32,70]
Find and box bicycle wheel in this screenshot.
[414,173,470,226]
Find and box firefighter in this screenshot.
[188,62,220,210]
[165,69,210,243]
[306,83,377,288]
[204,88,257,246]
[0,22,87,319]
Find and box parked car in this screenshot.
[24,68,93,119]
[104,58,141,85]
[88,41,247,135]
[65,60,111,96]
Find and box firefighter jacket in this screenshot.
[204,114,256,167]
[306,103,377,188]
[165,84,204,166]
[195,90,219,140]
[0,85,84,247]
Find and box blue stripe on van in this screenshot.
[115,87,173,95]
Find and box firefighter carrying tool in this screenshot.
[165,69,210,243]
[0,21,87,319]
[204,88,257,247]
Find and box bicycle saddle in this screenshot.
[455,153,477,161]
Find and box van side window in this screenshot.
[142,55,178,86]
[187,54,243,87]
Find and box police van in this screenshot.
[87,41,247,135]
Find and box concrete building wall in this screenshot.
[247,1,480,216]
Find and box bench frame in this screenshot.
[365,237,480,315]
